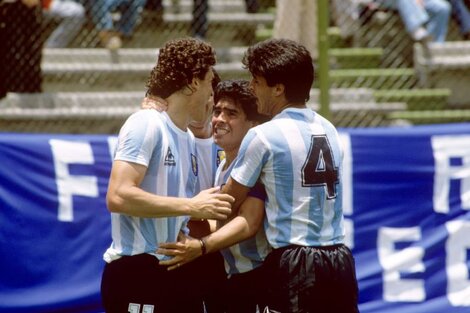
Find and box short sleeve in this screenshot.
[247,181,267,201]
[114,110,162,167]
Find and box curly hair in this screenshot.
[214,79,269,123]
[146,38,216,98]
[242,38,314,104]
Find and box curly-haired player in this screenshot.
[101,38,234,313]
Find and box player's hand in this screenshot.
[157,234,203,270]
[141,96,168,111]
[189,187,234,220]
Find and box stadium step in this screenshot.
[41,61,249,92]
[255,26,352,49]
[41,47,387,92]
[374,89,451,111]
[329,47,383,69]
[414,41,470,107]
[326,68,418,90]
[0,87,407,131]
[327,27,351,49]
[388,110,470,125]
[161,0,246,14]
[42,47,247,64]
[0,89,384,110]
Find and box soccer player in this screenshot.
[158,79,271,312]
[141,71,227,313]
[100,38,234,313]
[222,38,360,312]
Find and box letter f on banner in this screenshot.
[432,135,470,214]
[50,139,99,222]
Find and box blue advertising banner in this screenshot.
[0,123,469,313]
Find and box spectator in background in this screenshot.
[449,0,470,39]
[0,0,43,100]
[42,0,86,48]
[273,0,318,60]
[145,0,259,40]
[86,0,146,49]
[192,0,260,39]
[378,0,451,42]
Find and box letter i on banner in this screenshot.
[340,132,354,248]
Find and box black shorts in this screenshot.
[186,251,227,313]
[262,244,359,313]
[223,265,267,313]
[100,253,205,313]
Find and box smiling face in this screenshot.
[212,98,254,156]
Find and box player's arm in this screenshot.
[106,160,233,219]
[205,195,264,251]
[221,176,251,218]
[158,193,264,269]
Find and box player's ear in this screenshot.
[190,77,200,91]
[273,83,285,97]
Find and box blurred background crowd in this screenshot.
[0,0,469,131]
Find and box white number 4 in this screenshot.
[128,303,154,313]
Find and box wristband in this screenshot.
[199,238,207,255]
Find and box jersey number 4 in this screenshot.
[301,135,339,199]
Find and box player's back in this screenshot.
[236,107,345,248]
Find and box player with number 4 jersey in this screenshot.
[223,38,360,313]
[231,108,344,248]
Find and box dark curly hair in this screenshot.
[242,38,314,104]
[146,38,216,98]
[214,79,269,123]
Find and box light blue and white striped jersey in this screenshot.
[103,110,198,262]
[216,159,271,275]
[230,108,345,249]
[194,136,224,191]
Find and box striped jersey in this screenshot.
[103,110,198,262]
[230,108,345,248]
[194,136,224,191]
[216,159,271,275]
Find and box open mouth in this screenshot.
[214,125,230,135]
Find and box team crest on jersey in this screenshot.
[216,149,225,166]
[164,147,176,166]
[191,153,198,176]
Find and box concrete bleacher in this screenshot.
[414,41,470,107]
[4,0,463,131]
[41,48,250,92]
[0,87,406,133]
[327,3,469,125]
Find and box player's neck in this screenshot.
[189,122,212,139]
[274,102,306,116]
[166,94,192,131]
[223,148,239,170]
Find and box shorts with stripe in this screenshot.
[101,253,204,313]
